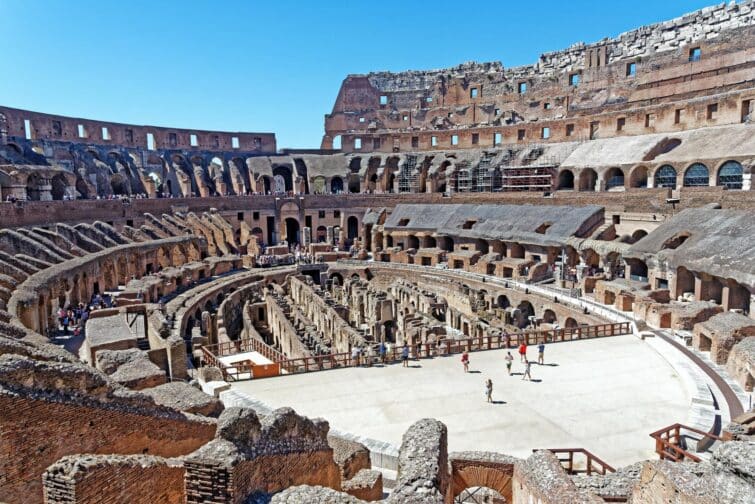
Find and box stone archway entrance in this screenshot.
[448,453,516,504]
[284,218,300,245]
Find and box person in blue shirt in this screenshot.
[537,341,545,365]
[401,344,409,367]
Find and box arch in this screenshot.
[496,295,510,309]
[515,300,535,328]
[629,165,649,188]
[110,172,131,195]
[627,258,648,281]
[509,243,524,259]
[438,236,454,252]
[272,165,293,193]
[312,176,326,194]
[260,175,272,194]
[330,272,344,286]
[631,229,648,243]
[676,266,695,298]
[683,163,709,187]
[557,169,574,190]
[578,168,597,191]
[717,161,743,189]
[604,167,625,191]
[564,317,578,328]
[251,227,264,244]
[284,218,300,245]
[26,173,42,200]
[423,235,437,248]
[407,235,420,250]
[316,226,327,242]
[50,173,68,200]
[654,165,677,188]
[347,216,359,241]
[348,174,361,193]
[330,176,344,194]
[542,309,558,324]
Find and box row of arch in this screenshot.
[557,161,745,191]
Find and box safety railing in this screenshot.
[537,448,615,476]
[649,423,723,463]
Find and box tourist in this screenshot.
[505,351,513,376]
[378,341,386,363]
[366,344,375,366]
[485,378,493,403]
[522,359,532,381]
[537,341,545,365]
[461,350,469,372]
[518,341,527,362]
[351,346,360,367]
[401,344,409,367]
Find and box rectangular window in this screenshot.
[24,119,32,139]
[742,100,752,123]
[644,113,655,128]
[253,137,262,149]
[494,108,500,116]
[213,135,220,148]
[359,117,365,123]
[589,121,599,140]
[543,102,551,110]
[517,129,525,141]
[52,120,62,137]
[411,136,419,148]
[318,210,325,218]
[125,129,134,143]
[616,117,626,131]
[354,137,362,150]
[626,62,636,77]
[190,134,198,147]
[431,136,438,147]
[689,47,701,62]
[305,215,312,228]
[101,127,110,140]
[706,103,718,120]
[231,136,240,149]
[569,73,580,86]
[566,124,575,137]
[373,137,380,149]
[146,133,155,150]
[518,82,527,94]
[541,127,550,139]
[674,109,683,124]
[451,134,459,146]
[334,210,340,218]
[494,132,502,145]
[471,133,479,145]
[253,211,259,220]
[379,95,388,105]
[470,87,478,98]
[77,124,87,138]
[237,212,244,221]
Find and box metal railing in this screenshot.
[649,423,723,463]
[537,448,615,475]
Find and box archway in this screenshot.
[604,167,625,191]
[110,173,131,195]
[496,295,510,309]
[542,309,557,325]
[26,173,42,200]
[330,176,344,194]
[50,173,68,200]
[717,161,743,189]
[557,170,574,190]
[284,218,300,244]
[676,266,695,298]
[407,235,420,250]
[515,300,535,328]
[423,236,437,248]
[348,174,361,193]
[631,229,648,243]
[630,166,649,188]
[347,216,359,241]
[683,163,709,187]
[272,165,293,193]
[655,165,677,188]
[316,226,327,242]
[564,317,578,328]
[578,168,597,191]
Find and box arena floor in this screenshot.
[231,334,689,467]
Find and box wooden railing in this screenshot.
[537,448,615,476]
[199,321,631,381]
[649,423,724,463]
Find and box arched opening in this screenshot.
[655,165,677,188]
[564,317,578,328]
[385,235,394,248]
[316,226,327,242]
[312,176,326,194]
[332,135,342,150]
[475,239,489,254]
[604,167,625,191]
[50,173,68,200]
[438,236,454,252]
[346,216,359,241]
[627,258,648,281]
[262,176,272,194]
[683,163,709,187]
[272,165,293,193]
[515,300,535,328]
[330,272,344,286]
[348,174,360,193]
[284,218,300,244]
[717,161,743,189]
[676,267,695,298]
[110,173,130,195]
[630,166,649,188]
[510,243,525,259]
[423,236,437,248]
[330,176,344,194]
[386,173,395,193]
[557,169,575,190]
[251,227,264,245]
[631,229,648,243]
[407,235,420,250]
[26,173,42,200]
[578,168,597,191]
[496,295,510,309]
[542,309,557,325]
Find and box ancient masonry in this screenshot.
[1,1,754,503]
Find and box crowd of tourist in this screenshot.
[53,292,116,338]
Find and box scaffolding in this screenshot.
[398,155,418,193]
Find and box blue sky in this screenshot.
[0,0,715,149]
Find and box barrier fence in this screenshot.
[201,321,631,382]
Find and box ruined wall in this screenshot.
[43,455,185,504]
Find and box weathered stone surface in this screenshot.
[389,418,448,504]
[328,435,372,480]
[141,381,224,417]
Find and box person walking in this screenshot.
[522,359,532,381]
[351,346,361,367]
[518,342,527,363]
[379,341,386,364]
[461,351,470,372]
[485,378,493,403]
[505,351,514,376]
[401,344,409,367]
[537,341,545,365]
